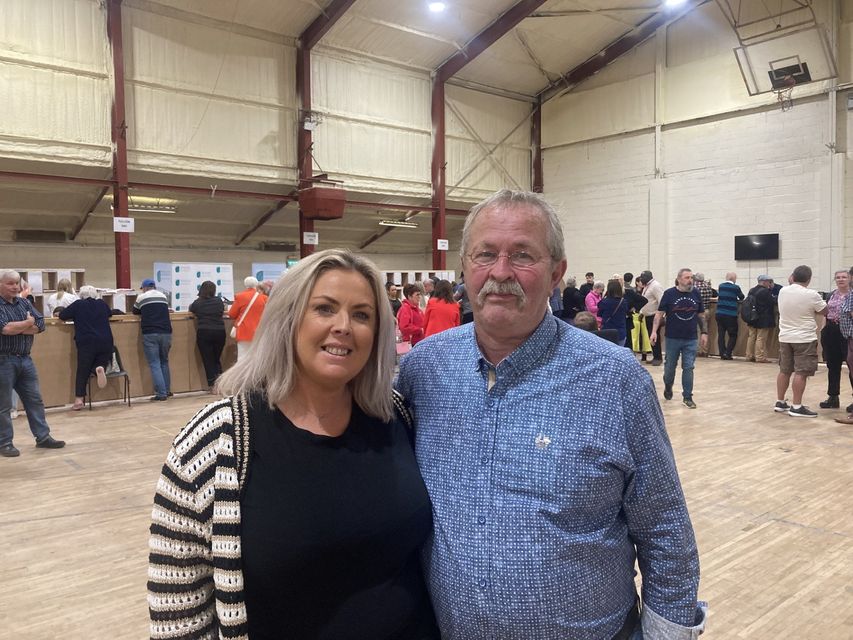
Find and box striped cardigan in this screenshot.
[147,392,412,640]
[148,395,250,639]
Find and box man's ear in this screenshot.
[551,259,568,289]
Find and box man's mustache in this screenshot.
[477,279,527,309]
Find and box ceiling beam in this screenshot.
[538,0,710,103]
[235,197,295,246]
[436,0,549,83]
[70,186,109,241]
[300,0,357,50]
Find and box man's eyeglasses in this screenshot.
[468,250,541,268]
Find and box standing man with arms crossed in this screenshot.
[651,269,707,409]
[775,265,827,417]
[0,269,65,457]
[396,190,706,640]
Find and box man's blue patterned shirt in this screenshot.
[396,314,703,639]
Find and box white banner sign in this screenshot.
[303,232,319,245]
[113,217,135,233]
[436,238,449,251]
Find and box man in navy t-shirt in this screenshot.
[651,269,708,408]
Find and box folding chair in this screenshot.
[87,346,131,409]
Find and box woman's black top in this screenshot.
[58,298,114,348]
[188,296,225,332]
[241,397,438,640]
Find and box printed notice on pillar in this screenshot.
[113,217,135,233]
[303,232,319,245]
[437,239,449,251]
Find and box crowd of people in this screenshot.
[5,187,850,640]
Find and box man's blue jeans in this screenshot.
[0,354,52,447]
[663,337,698,399]
[142,333,172,399]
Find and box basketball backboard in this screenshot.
[733,26,837,96]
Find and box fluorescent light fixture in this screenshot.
[428,2,446,12]
[379,219,418,228]
[664,0,686,6]
[111,203,177,214]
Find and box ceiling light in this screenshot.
[664,0,686,6]
[112,203,177,214]
[379,219,418,228]
[428,2,446,13]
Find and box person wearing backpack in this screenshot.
[716,272,744,360]
[745,275,776,363]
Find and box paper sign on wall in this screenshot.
[436,239,449,251]
[303,232,319,245]
[113,217,135,233]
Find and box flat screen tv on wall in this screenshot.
[734,234,779,261]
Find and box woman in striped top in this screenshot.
[148,249,437,640]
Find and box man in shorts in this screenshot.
[775,265,827,417]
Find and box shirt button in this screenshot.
[478,578,487,588]
[480,456,489,465]
[477,515,486,525]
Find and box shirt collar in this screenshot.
[0,296,20,306]
[472,312,558,375]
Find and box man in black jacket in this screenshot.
[745,275,776,363]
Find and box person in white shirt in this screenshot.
[638,270,664,365]
[775,265,828,417]
[45,278,78,316]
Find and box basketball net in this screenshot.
[773,75,796,112]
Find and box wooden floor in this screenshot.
[2,358,853,639]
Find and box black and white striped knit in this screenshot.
[148,395,251,640]
[147,392,413,640]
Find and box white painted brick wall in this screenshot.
[544,98,838,287]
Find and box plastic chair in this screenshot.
[87,346,131,409]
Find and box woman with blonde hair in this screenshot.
[148,249,437,640]
[45,278,78,317]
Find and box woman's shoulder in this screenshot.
[170,397,239,459]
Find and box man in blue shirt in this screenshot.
[652,269,707,409]
[714,272,744,360]
[0,269,65,457]
[396,190,706,640]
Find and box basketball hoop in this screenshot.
[772,74,796,112]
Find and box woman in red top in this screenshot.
[396,284,425,346]
[423,280,460,338]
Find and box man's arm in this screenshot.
[621,372,706,634]
[650,310,664,344]
[1,312,37,335]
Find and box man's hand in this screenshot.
[650,329,658,345]
[24,312,35,327]
[699,334,708,349]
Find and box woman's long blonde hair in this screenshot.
[216,249,396,422]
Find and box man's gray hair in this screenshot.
[565,276,576,288]
[244,276,259,289]
[460,189,566,263]
[217,249,396,422]
[0,269,21,282]
[677,268,693,279]
[693,272,705,282]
